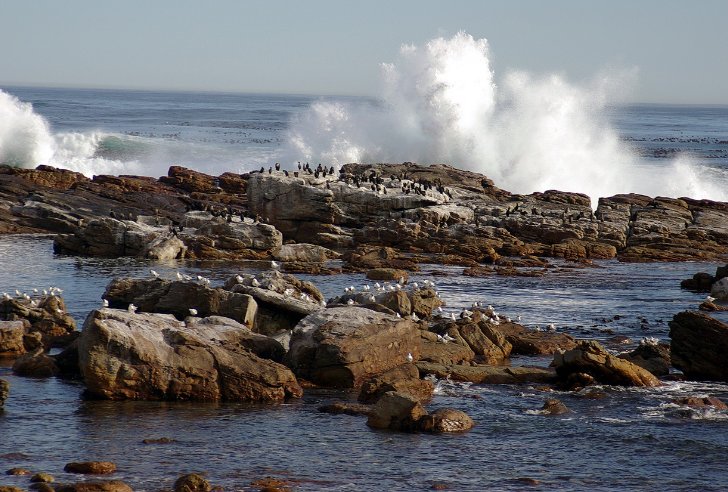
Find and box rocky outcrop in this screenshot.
[173,473,212,492]
[552,341,661,387]
[104,278,258,327]
[366,391,474,433]
[78,309,302,402]
[285,307,420,388]
[619,340,671,376]
[273,243,340,263]
[0,294,76,349]
[358,363,434,403]
[669,311,728,381]
[494,323,577,355]
[12,349,59,377]
[416,362,557,384]
[0,378,8,408]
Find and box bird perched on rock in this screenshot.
[407,352,414,363]
[189,308,198,316]
[128,303,137,314]
[251,278,261,287]
[102,299,109,307]
[150,269,160,279]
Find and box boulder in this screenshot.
[618,340,671,376]
[669,311,728,381]
[104,278,257,328]
[186,220,282,259]
[418,408,475,433]
[0,320,26,355]
[419,331,476,365]
[540,398,570,415]
[318,402,373,416]
[710,277,728,301]
[12,349,59,377]
[432,319,512,364]
[224,271,324,338]
[0,295,76,349]
[366,268,409,282]
[78,309,302,402]
[358,363,434,403]
[366,391,427,431]
[552,341,661,387]
[273,243,340,263]
[54,481,133,492]
[285,307,420,388]
[673,396,728,410]
[173,473,211,492]
[64,462,117,474]
[494,322,577,355]
[53,217,168,257]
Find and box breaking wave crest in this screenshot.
[284,32,728,204]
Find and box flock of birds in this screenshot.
[1,286,64,309]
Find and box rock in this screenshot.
[552,341,661,387]
[0,487,25,492]
[0,379,8,408]
[673,396,728,410]
[0,320,26,355]
[358,364,434,403]
[142,437,176,444]
[433,318,512,364]
[366,391,427,431]
[12,349,59,377]
[104,278,257,328]
[680,272,715,292]
[224,271,324,337]
[54,481,133,492]
[5,468,30,475]
[493,322,577,355]
[669,311,728,381]
[366,268,409,282]
[418,408,474,433]
[53,217,169,257]
[285,307,420,388]
[63,462,117,474]
[710,277,728,301]
[416,362,557,384]
[174,473,211,492]
[185,220,282,260]
[273,243,340,263]
[78,309,302,402]
[342,246,419,272]
[0,295,77,349]
[419,331,476,365]
[30,472,54,483]
[540,398,570,415]
[318,402,372,416]
[619,341,671,376]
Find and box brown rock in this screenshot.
[318,402,372,416]
[494,323,577,355]
[669,311,728,382]
[619,341,671,376]
[174,473,211,492]
[358,364,434,403]
[5,468,31,475]
[366,391,427,431]
[553,341,661,387]
[673,396,728,410]
[285,307,420,388]
[541,398,570,415]
[12,349,59,377]
[63,461,117,474]
[30,472,54,483]
[0,320,26,355]
[0,378,8,408]
[366,269,409,281]
[418,408,474,433]
[54,481,133,492]
[416,362,557,384]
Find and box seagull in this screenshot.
[251,278,261,287]
[102,299,109,307]
[547,323,556,332]
[189,308,198,316]
[150,269,160,279]
[2,292,10,300]
[706,295,716,303]
[347,299,355,305]
[128,303,137,314]
[442,333,456,343]
[176,272,184,280]
[406,352,414,363]
[271,261,280,269]
[235,275,244,284]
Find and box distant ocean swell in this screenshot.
[2,32,728,205]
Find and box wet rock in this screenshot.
[63,462,117,474]
[250,477,292,492]
[669,311,728,381]
[286,307,420,388]
[342,245,419,272]
[358,363,434,403]
[711,277,728,301]
[541,398,570,415]
[54,481,133,492]
[419,331,475,365]
[416,362,557,384]
[0,487,25,492]
[552,340,661,387]
[184,220,282,260]
[366,391,427,431]
[318,402,372,416]
[273,243,340,263]
[174,473,211,492]
[78,309,302,402]
[30,472,54,483]
[53,217,172,258]
[142,437,177,444]
[673,396,728,410]
[418,408,474,433]
[5,468,30,475]
[434,318,512,364]
[0,379,8,408]
[12,349,59,377]
[618,340,671,376]
[680,272,715,292]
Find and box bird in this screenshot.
[406,352,414,363]
[251,278,261,287]
[347,299,355,305]
[271,261,280,269]
[150,269,160,279]
[102,299,109,307]
[128,303,137,314]
[235,275,244,284]
[176,272,184,280]
[706,295,716,303]
[547,323,556,332]
[189,308,198,316]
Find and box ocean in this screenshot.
[1,85,728,490]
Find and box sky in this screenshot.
[1,0,727,104]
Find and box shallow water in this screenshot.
[1,236,728,491]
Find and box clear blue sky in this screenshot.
[2,0,727,103]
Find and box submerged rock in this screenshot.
[54,481,133,492]
[173,473,211,492]
[418,408,475,432]
[366,391,428,432]
[416,362,557,385]
[63,462,117,474]
[78,309,302,402]
[540,398,570,415]
[0,378,8,408]
[669,311,728,382]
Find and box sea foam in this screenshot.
[284,32,728,205]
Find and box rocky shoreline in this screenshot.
[2,162,728,489]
